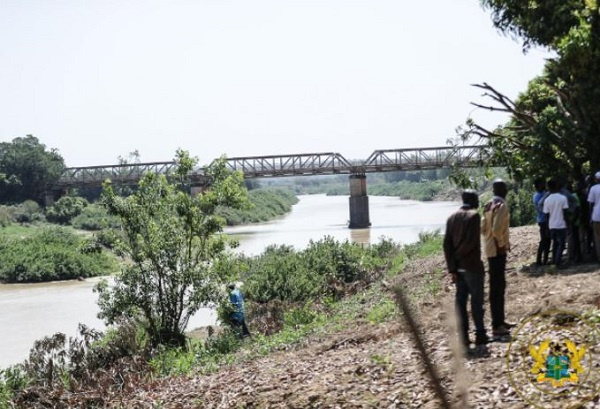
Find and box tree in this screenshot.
[95,150,249,347]
[459,1,600,181]
[0,135,65,204]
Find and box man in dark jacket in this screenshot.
[444,190,489,356]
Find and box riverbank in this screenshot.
[87,225,600,407]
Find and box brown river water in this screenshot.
[0,195,458,368]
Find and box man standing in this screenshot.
[588,171,600,263]
[482,180,512,341]
[533,178,550,266]
[543,179,569,268]
[228,283,250,338]
[444,190,489,356]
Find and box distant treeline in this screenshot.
[216,188,299,225]
[253,169,457,201]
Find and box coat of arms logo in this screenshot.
[505,309,600,408]
[529,339,586,387]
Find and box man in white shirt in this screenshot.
[588,171,600,262]
[543,178,569,267]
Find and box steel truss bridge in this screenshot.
[54,145,490,190]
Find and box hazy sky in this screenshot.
[1,0,550,167]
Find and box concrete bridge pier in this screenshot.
[44,189,65,207]
[348,174,370,229]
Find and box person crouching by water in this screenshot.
[443,190,489,357]
[228,283,251,338]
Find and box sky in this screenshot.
[0,0,550,167]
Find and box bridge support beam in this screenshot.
[348,174,370,229]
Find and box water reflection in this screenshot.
[349,227,371,245]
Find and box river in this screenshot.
[0,195,458,368]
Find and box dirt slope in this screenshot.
[117,226,600,408]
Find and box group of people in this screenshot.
[444,171,600,357]
[533,171,600,268]
[443,180,512,357]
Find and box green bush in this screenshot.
[71,203,121,231]
[46,196,89,225]
[0,206,13,227]
[11,322,151,408]
[507,182,536,227]
[149,346,198,376]
[284,304,318,328]
[94,228,123,251]
[0,366,29,407]
[403,230,443,260]
[244,245,320,303]
[13,200,44,224]
[0,227,118,282]
[243,237,389,304]
[367,298,397,324]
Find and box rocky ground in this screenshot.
[114,226,600,408]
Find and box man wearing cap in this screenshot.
[588,171,600,262]
[444,190,489,356]
[482,180,512,341]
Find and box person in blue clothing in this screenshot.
[533,178,551,266]
[228,283,250,338]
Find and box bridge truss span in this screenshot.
[224,152,355,177]
[363,145,490,172]
[57,161,176,188]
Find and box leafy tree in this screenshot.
[458,1,600,181]
[95,150,249,347]
[0,135,65,204]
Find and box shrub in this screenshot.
[71,203,121,231]
[12,321,151,408]
[243,237,390,306]
[46,196,89,224]
[243,245,324,303]
[367,298,397,324]
[0,227,118,282]
[94,228,123,250]
[507,182,536,227]
[13,200,44,224]
[0,206,13,227]
[403,230,442,259]
[0,366,29,407]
